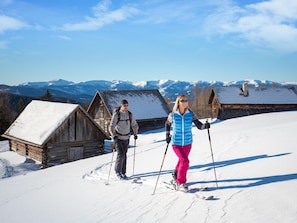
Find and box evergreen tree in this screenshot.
[18,98,25,114]
[40,89,52,101]
[0,91,14,139]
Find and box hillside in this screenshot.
[0,111,297,223]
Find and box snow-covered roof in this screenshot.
[3,100,79,146]
[214,87,297,104]
[98,89,170,119]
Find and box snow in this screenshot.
[101,91,169,119]
[120,94,168,119]
[133,81,147,88]
[215,87,297,104]
[1,111,297,223]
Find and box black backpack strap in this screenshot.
[116,108,132,125]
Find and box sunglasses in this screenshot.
[122,104,129,107]
[180,99,188,103]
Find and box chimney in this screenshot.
[242,83,249,97]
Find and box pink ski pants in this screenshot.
[172,144,192,184]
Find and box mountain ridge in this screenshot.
[1,79,296,103]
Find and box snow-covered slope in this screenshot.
[0,111,297,223]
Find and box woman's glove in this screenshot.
[204,122,210,129]
[166,134,171,144]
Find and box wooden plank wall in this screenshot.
[10,140,44,162]
[10,140,27,156]
[50,109,106,143]
[45,140,104,167]
[27,145,44,161]
[218,104,297,120]
[137,118,167,132]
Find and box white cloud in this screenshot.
[92,0,111,16]
[0,15,28,33]
[133,1,207,25]
[61,0,139,31]
[204,0,297,52]
[249,0,297,20]
[56,35,72,41]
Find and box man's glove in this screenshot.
[204,122,210,129]
[134,135,138,140]
[166,134,171,144]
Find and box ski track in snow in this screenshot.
[220,189,243,221]
[83,140,166,184]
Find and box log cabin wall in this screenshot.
[10,140,44,163]
[137,118,168,132]
[87,95,111,132]
[42,109,106,167]
[10,140,27,156]
[44,140,104,167]
[217,104,297,120]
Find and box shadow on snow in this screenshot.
[134,152,296,190]
[199,173,297,190]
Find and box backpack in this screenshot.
[113,107,133,135]
[114,106,132,124]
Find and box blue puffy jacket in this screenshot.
[165,109,205,146]
[172,110,193,146]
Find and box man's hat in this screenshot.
[121,99,128,105]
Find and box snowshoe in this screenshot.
[178,184,189,193]
[116,173,129,180]
[172,170,177,181]
[121,174,129,180]
[170,179,189,192]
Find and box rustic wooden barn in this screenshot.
[208,84,297,120]
[87,89,171,132]
[2,100,110,167]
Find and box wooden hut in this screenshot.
[2,100,110,167]
[87,89,171,132]
[208,84,297,120]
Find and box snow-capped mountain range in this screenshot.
[1,79,296,103]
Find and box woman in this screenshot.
[165,95,210,192]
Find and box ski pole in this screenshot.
[105,143,115,185]
[206,120,219,189]
[152,142,170,195]
[132,139,136,176]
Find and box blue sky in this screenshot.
[0,0,296,85]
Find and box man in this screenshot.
[109,99,139,180]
